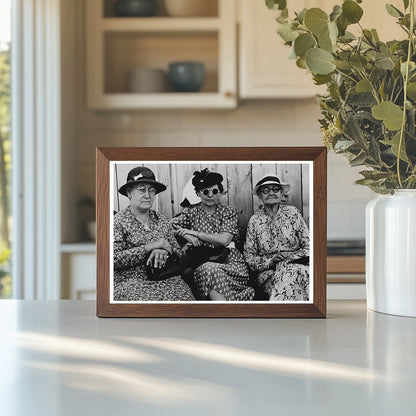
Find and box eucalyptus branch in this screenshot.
[397,0,415,188]
[358,69,381,104]
[334,68,359,84]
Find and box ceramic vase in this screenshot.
[366,190,416,317]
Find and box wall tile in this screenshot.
[132,111,180,130]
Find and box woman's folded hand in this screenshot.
[270,252,287,267]
[146,248,169,269]
[183,234,202,247]
[145,238,173,254]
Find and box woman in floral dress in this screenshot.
[113,166,194,301]
[172,169,255,301]
[244,174,310,301]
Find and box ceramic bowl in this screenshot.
[164,0,217,17]
[114,0,158,17]
[168,62,205,92]
[128,68,167,93]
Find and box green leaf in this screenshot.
[356,79,372,92]
[385,4,404,18]
[342,0,364,24]
[328,21,338,44]
[372,101,404,131]
[350,152,368,167]
[266,0,287,11]
[375,55,395,70]
[403,0,409,10]
[334,140,355,151]
[330,5,342,22]
[363,29,376,46]
[401,61,416,76]
[407,82,416,99]
[296,8,307,23]
[304,8,329,35]
[313,74,332,85]
[296,57,308,69]
[318,27,334,52]
[305,48,336,75]
[336,16,348,37]
[390,132,409,162]
[333,60,353,70]
[339,31,356,43]
[277,23,299,43]
[371,29,380,43]
[359,170,391,181]
[350,54,368,70]
[294,33,316,58]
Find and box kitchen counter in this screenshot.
[0,300,415,415]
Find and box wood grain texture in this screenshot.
[96,147,327,318]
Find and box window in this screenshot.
[0,0,11,298]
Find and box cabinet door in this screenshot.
[239,0,326,99]
[239,0,404,99]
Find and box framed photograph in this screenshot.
[96,147,327,318]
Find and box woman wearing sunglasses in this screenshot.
[113,166,195,301]
[244,174,310,301]
[172,168,255,301]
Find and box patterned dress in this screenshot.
[244,205,310,301]
[113,207,195,301]
[172,205,255,301]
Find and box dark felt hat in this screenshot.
[192,168,223,192]
[118,166,167,197]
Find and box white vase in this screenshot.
[366,189,416,317]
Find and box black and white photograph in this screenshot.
[109,161,313,304]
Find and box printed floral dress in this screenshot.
[113,208,194,301]
[244,205,310,301]
[172,205,255,301]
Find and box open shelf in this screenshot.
[101,17,221,31]
[86,0,236,109]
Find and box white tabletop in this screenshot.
[0,300,415,416]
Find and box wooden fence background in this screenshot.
[113,163,310,232]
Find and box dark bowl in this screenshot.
[114,0,158,17]
[168,62,205,92]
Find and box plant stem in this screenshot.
[397,0,415,188]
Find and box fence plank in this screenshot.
[302,163,310,226]
[153,164,172,219]
[115,163,137,212]
[171,163,201,216]
[227,164,253,237]
[276,164,302,214]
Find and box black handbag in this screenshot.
[145,246,230,281]
[288,256,309,266]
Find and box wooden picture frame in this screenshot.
[96,147,327,317]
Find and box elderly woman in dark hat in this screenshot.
[172,168,255,301]
[244,174,310,301]
[113,166,194,301]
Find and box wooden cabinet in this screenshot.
[238,0,404,99]
[61,245,96,300]
[86,0,237,109]
[238,0,326,99]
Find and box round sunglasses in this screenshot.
[260,185,282,195]
[201,188,220,196]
